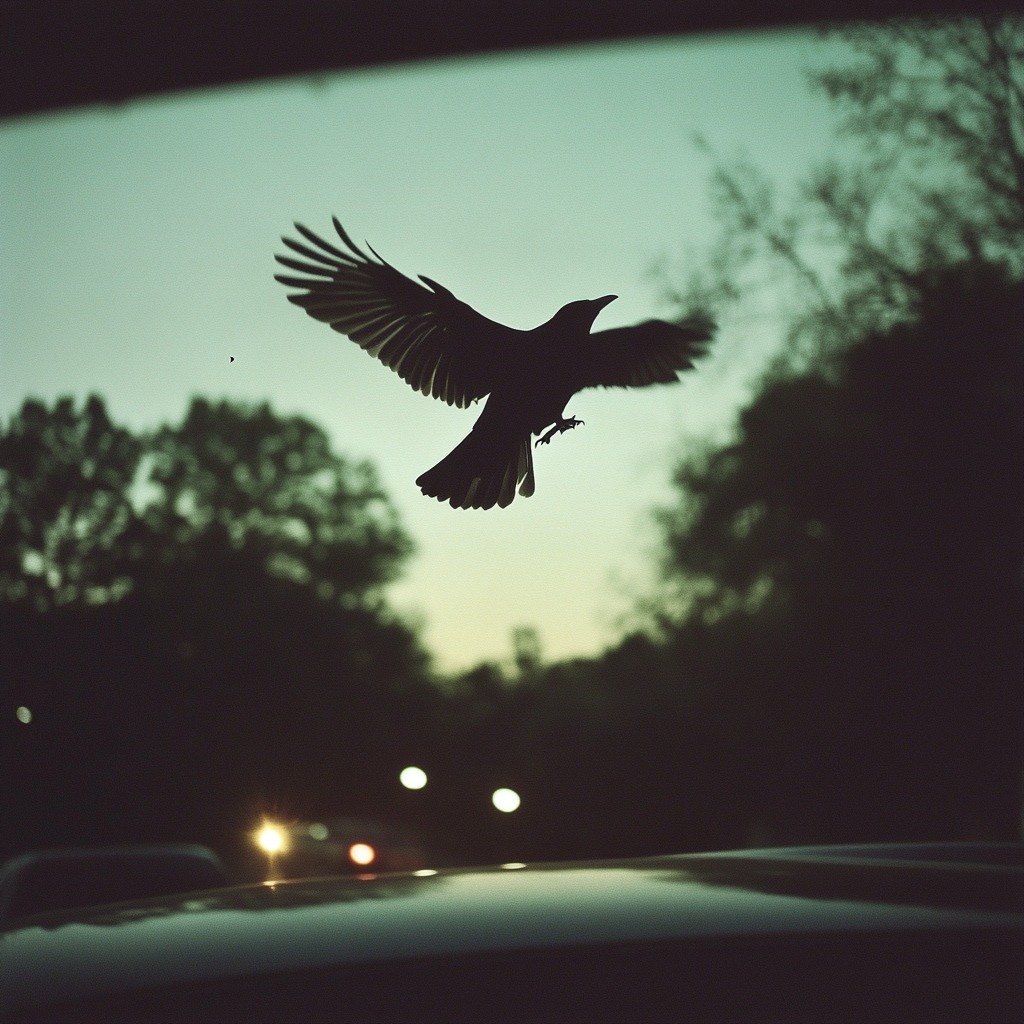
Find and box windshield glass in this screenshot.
[2,18,1021,876]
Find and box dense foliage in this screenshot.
[1,399,436,861]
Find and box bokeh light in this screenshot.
[16,706,32,724]
[255,822,288,854]
[399,766,428,790]
[348,842,376,866]
[491,788,521,813]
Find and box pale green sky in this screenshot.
[0,28,842,672]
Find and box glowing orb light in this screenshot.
[491,788,521,813]
[255,822,288,855]
[399,766,428,790]
[348,842,376,866]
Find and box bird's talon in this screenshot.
[535,416,585,447]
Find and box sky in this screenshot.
[0,28,843,673]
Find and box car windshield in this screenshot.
[1,13,1021,879]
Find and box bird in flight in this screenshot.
[275,218,714,509]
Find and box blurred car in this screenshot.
[254,817,430,877]
[0,844,228,922]
[2,843,1022,1022]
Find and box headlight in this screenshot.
[254,821,289,855]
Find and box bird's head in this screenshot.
[548,294,617,332]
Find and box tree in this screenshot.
[653,265,1023,840]
[648,16,1024,841]
[0,395,433,858]
[136,397,412,606]
[0,395,413,611]
[0,395,142,609]
[666,15,1023,363]
[511,626,543,679]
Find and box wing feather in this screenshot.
[577,314,715,391]
[275,218,517,406]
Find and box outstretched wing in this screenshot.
[274,218,514,407]
[575,313,715,390]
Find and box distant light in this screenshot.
[307,822,329,841]
[16,706,32,724]
[349,842,376,866]
[491,788,521,813]
[255,822,288,855]
[399,766,428,790]
[413,868,438,877]
[500,862,527,870]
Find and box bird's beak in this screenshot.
[593,294,617,311]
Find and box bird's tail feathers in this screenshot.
[417,430,534,509]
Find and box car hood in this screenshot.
[2,845,1022,1014]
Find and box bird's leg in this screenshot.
[535,416,585,447]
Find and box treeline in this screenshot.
[0,397,439,863]
[3,261,1019,869]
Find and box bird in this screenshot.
[274,217,714,509]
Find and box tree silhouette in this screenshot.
[641,15,1024,843]
[0,395,142,609]
[1,397,436,861]
[653,264,1023,841]
[665,15,1023,361]
[136,397,412,604]
[0,396,412,611]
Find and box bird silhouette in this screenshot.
[274,218,714,509]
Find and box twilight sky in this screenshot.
[1,28,842,672]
